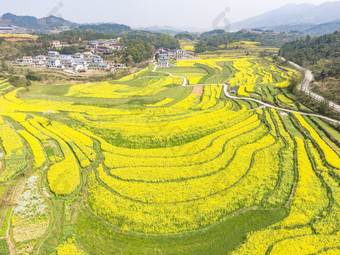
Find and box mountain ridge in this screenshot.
[231,2,340,31]
[0,13,131,34]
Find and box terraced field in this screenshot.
[0,48,339,255]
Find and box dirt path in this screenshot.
[152,64,187,86]
[6,209,15,255]
[192,85,204,95]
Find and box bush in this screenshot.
[26,71,42,81]
[0,239,10,255]
[8,76,31,87]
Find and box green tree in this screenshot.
[194,41,207,53]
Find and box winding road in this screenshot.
[280,57,340,113]
[152,63,340,124]
[222,84,340,124]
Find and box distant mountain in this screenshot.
[258,23,315,33]
[0,13,130,34]
[0,13,77,31]
[231,2,340,31]
[138,26,182,35]
[78,23,131,34]
[138,25,204,34]
[253,20,340,35]
[304,20,340,35]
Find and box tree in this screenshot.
[26,70,42,81]
[320,69,326,80]
[8,76,31,88]
[319,98,331,115]
[288,74,300,94]
[194,41,207,53]
[1,60,8,72]
[43,110,55,126]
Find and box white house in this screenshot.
[88,63,110,71]
[32,59,45,66]
[47,59,62,68]
[34,55,46,61]
[158,53,168,61]
[93,57,103,63]
[167,51,175,59]
[89,54,100,59]
[111,45,122,50]
[73,63,86,72]
[22,56,33,65]
[74,52,84,59]
[159,60,170,67]
[175,49,186,59]
[52,40,61,48]
[73,59,88,66]
[48,51,60,58]
[82,58,94,64]
[60,55,73,61]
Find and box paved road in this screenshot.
[152,63,340,123]
[280,57,340,113]
[152,64,187,86]
[222,84,340,124]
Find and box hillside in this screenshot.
[0,13,131,34]
[280,31,340,104]
[0,13,77,31]
[231,2,340,31]
[304,20,340,35]
[253,20,340,35]
[78,23,131,34]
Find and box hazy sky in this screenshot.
[0,0,333,29]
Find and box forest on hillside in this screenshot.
[279,31,340,104]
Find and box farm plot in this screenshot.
[0,53,338,254]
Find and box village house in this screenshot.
[103,60,115,67]
[60,55,73,61]
[88,63,111,71]
[64,60,74,68]
[110,38,121,44]
[52,40,61,48]
[82,58,94,64]
[59,55,73,66]
[34,55,46,61]
[90,40,99,48]
[115,63,126,68]
[168,51,175,59]
[32,59,45,66]
[22,56,33,65]
[159,60,170,67]
[73,63,86,72]
[60,42,71,47]
[111,45,122,50]
[47,58,62,68]
[174,49,186,59]
[73,59,88,66]
[158,53,168,61]
[93,57,103,63]
[48,51,60,58]
[96,48,112,54]
[74,52,84,59]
